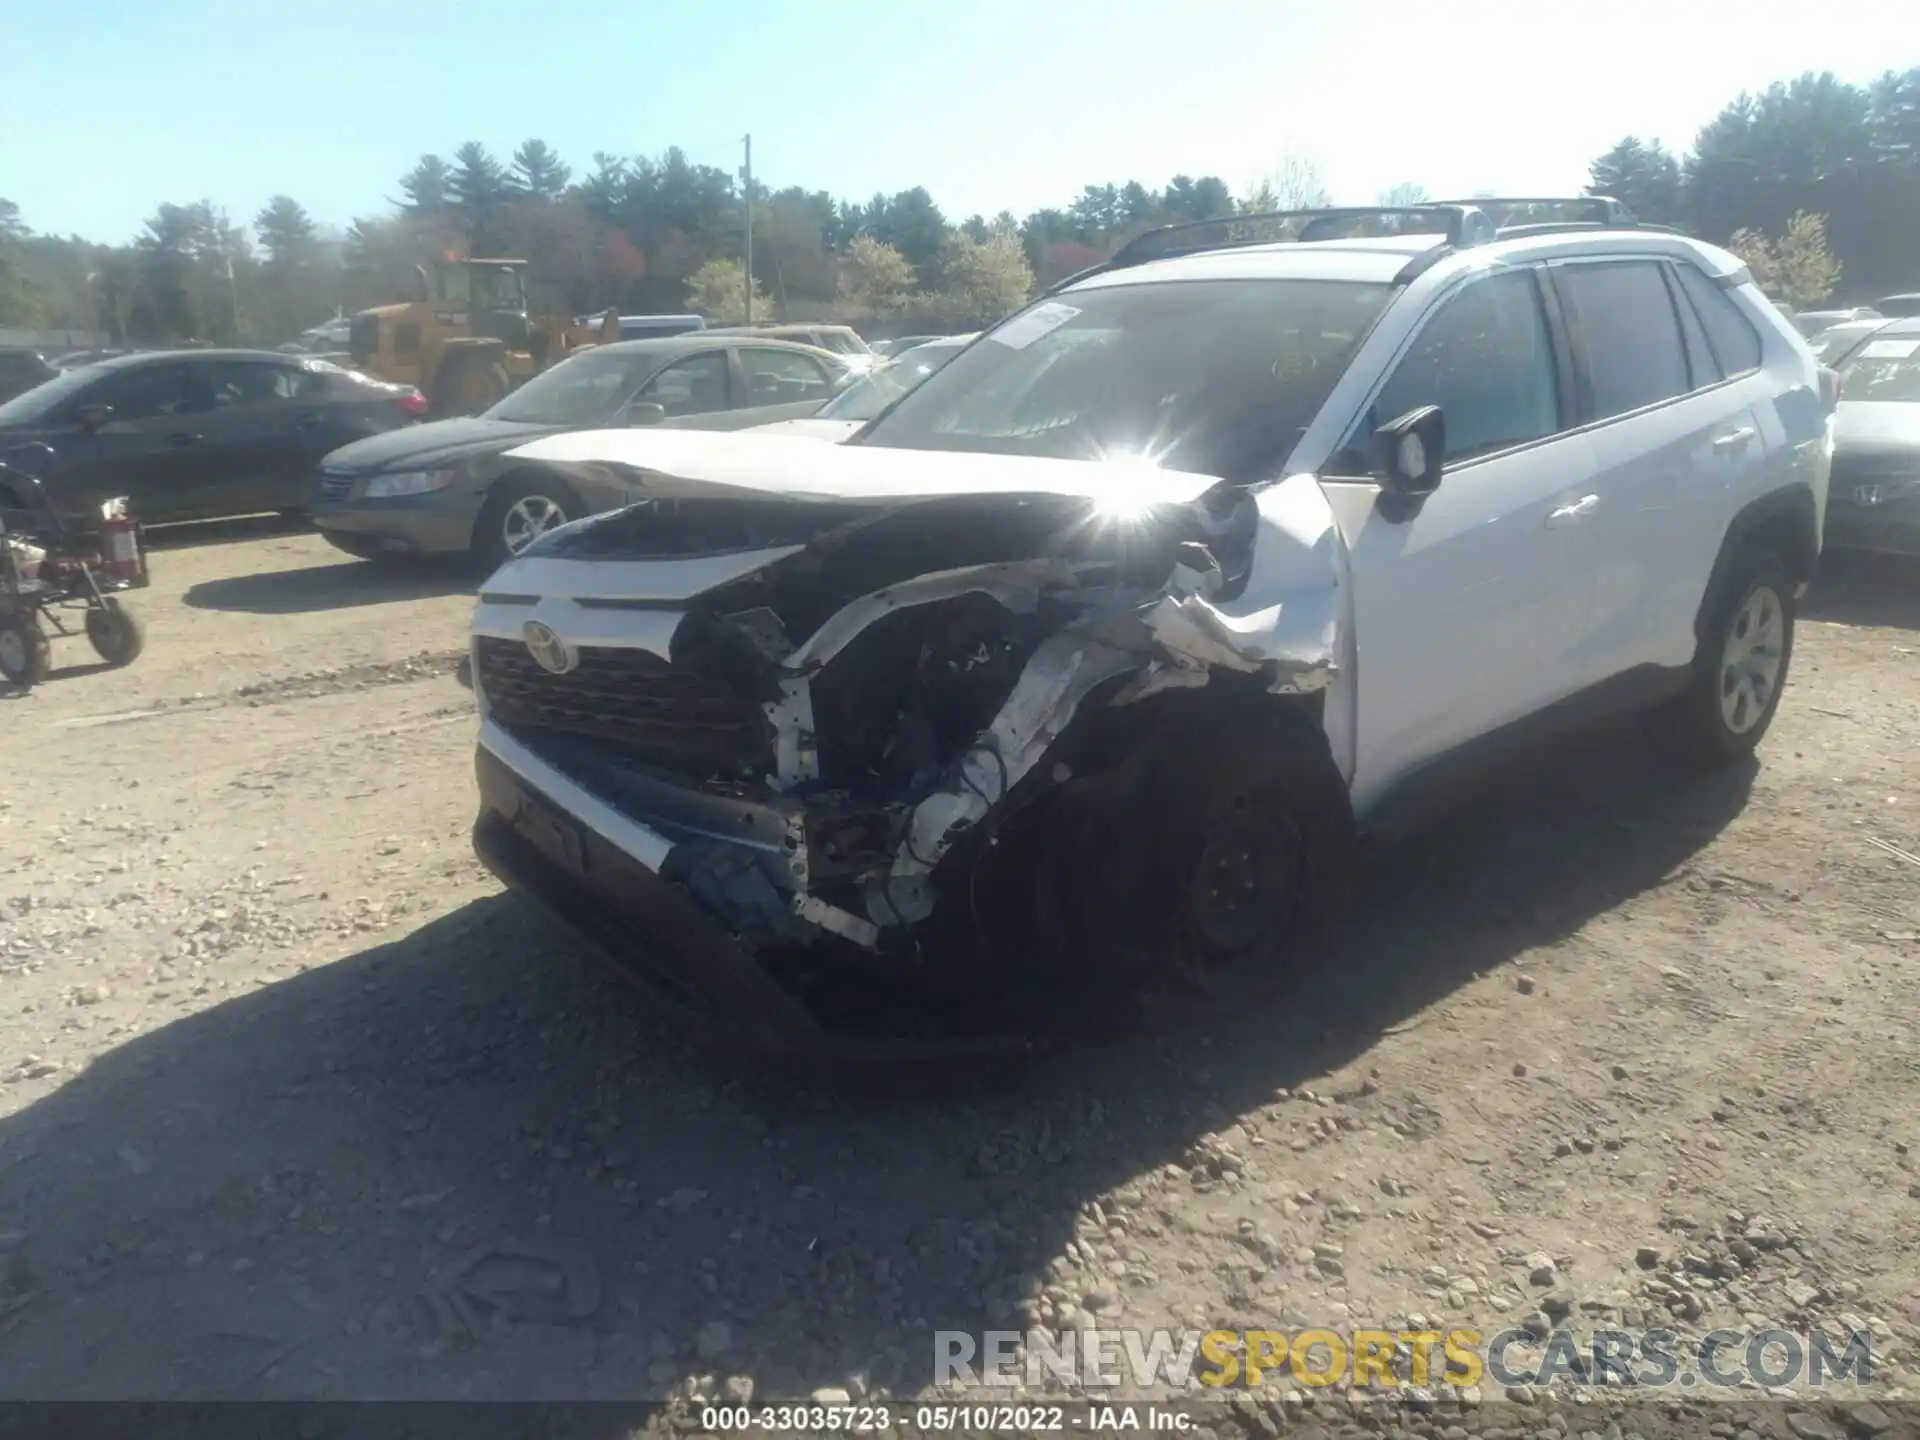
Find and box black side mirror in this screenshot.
[622,402,667,428]
[74,403,113,433]
[1373,405,1445,497]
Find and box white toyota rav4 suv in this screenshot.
[461,198,1835,1052]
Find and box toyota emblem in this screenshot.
[522,620,577,675]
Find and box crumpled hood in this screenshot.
[324,416,560,475]
[501,426,1222,506]
[746,417,866,443]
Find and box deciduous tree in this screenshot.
[684,257,770,323]
[836,234,915,318]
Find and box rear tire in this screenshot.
[1652,549,1795,768]
[432,357,511,417]
[85,599,145,667]
[0,614,51,689]
[473,474,584,570]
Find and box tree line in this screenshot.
[0,64,1914,347]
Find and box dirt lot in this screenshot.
[1,522,1918,1432]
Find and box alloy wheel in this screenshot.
[502,495,567,554]
[1719,584,1785,735]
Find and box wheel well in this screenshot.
[1693,486,1819,645]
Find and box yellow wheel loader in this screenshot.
[344,258,615,416]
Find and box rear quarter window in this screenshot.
[1673,264,1764,377]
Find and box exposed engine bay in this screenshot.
[469,431,1351,1038]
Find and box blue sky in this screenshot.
[1,0,1908,245]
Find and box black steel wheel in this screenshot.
[0,614,51,689]
[85,598,146,667]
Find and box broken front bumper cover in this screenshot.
[472,730,1039,1059]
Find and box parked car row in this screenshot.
[0,320,971,558]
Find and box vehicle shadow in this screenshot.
[0,722,1752,1405]
[1803,550,1920,630]
[0,660,113,699]
[182,558,476,616]
[143,512,313,552]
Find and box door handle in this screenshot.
[1545,494,1599,527]
[1712,425,1756,452]
[293,413,323,429]
[165,431,203,447]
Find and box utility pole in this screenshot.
[742,133,754,326]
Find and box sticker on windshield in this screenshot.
[1859,339,1920,360]
[989,302,1081,351]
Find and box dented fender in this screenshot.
[1144,473,1356,781]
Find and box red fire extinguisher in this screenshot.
[98,498,143,584]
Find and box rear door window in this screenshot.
[211,361,327,408]
[740,348,836,404]
[1661,265,1721,390]
[1554,261,1692,421]
[633,352,730,416]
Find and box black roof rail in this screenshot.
[1109,205,1491,267]
[1428,195,1641,228]
[1494,220,1691,240]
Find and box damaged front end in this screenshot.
[469,435,1349,1048]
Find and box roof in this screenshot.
[704,324,861,336]
[92,347,336,370]
[1050,198,1740,299]
[588,334,852,361]
[1073,237,1436,290]
[1066,227,1739,295]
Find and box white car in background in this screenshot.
[751,334,976,443]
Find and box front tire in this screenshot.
[0,614,51,689]
[473,475,583,570]
[1655,549,1795,767]
[989,702,1354,1025]
[85,599,145,667]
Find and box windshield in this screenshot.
[470,265,524,311]
[819,343,965,421]
[0,363,102,427]
[1840,338,1920,403]
[484,349,666,425]
[1812,324,1879,363]
[859,279,1395,482]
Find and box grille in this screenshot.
[1831,451,1918,486]
[317,469,356,504]
[477,637,773,777]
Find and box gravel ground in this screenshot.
[1,521,1917,1437]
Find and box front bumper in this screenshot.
[312,492,479,557]
[471,731,1033,1060]
[1823,494,1920,558]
